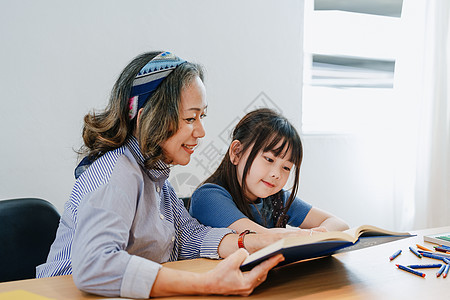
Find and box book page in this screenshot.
[283,231,355,248]
[345,225,410,238]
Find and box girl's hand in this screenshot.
[286,227,327,237]
[203,249,284,296]
[311,226,327,232]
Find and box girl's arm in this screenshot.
[228,217,309,234]
[151,249,284,297]
[227,208,349,234]
[299,207,349,231]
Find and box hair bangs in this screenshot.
[263,125,302,167]
[263,133,286,156]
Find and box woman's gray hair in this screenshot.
[80,51,204,170]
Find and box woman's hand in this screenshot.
[203,249,284,296]
[151,250,283,297]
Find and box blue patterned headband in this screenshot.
[128,51,186,119]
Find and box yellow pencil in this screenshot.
[416,244,433,252]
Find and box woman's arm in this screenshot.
[300,207,349,231]
[153,211,346,297]
[216,227,324,257]
[151,249,284,297]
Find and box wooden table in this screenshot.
[1,226,449,299]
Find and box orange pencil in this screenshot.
[416,244,433,252]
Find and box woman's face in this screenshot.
[161,76,207,166]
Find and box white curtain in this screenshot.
[394,0,450,230]
[414,0,450,229]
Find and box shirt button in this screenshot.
[156,186,161,193]
[160,214,164,220]
[171,236,175,242]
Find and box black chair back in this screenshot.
[0,198,60,282]
[181,197,191,209]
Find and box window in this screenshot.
[302,0,404,134]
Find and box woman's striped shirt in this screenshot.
[36,136,232,298]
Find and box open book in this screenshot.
[240,225,413,271]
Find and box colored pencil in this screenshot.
[396,264,426,278]
[407,264,442,269]
[409,246,422,258]
[418,250,450,258]
[436,264,446,277]
[434,247,450,254]
[437,244,450,250]
[389,249,402,261]
[420,252,448,261]
[443,265,450,278]
[416,244,432,252]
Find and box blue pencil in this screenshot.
[443,265,449,278]
[420,252,449,261]
[418,250,450,258]
[409,246,422,258]
[443,258,450,264]
[407,264,442,269]
[420,251,450,261]
[389,249,402,261]
[438,244,450,250]
[436,264,446,277]
[396,264,426,278]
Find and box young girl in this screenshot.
[190,108,349,234]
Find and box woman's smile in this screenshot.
[182,143,197,154]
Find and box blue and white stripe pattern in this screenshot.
[36,136,232,287]
[36,147,126,277]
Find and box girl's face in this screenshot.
[234,141,294,202]
[160,76,207,166]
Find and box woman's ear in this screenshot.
[136,108,144,126]
[229,140,242,165]
[134,108,145,135]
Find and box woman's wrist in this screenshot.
[199,269,216,295]
[241,232,284,254]
[238,230,256,250]
[218,231,287,258]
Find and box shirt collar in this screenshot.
[125,136,171,180]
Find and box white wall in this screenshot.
[0,0,304,211]
[299,134,395,229]
[0,0,397,230]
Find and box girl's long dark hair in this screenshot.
[205,108,303,227]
